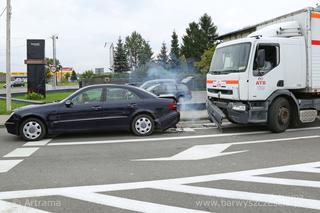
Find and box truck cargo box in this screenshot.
[220,8,320,92]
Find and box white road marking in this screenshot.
[183,128,195,132]
[229,176,320,188]
[3,148,40,158]
[63,192,210,213]
[47,131,270,146]
[153,184,320,210]
[47,126,320,147]
[135,144,248,161]
[294,168,320,173]
[0,160,23,173]
[0,200,50,213]
[0,162,319,200]
[23,139,51,147]
[134,135,320,161]
[287,126,320,132]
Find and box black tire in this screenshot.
[19,117,46,141]
[131,114,155,136]
[267,97,291,133]
[290,113,302,128]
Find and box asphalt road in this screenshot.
[0,122,320,212]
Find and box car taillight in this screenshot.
[168,101,177,110]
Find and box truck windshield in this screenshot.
[210,42,251,74]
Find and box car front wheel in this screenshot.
[19,118,46,141]
[131,114,155,136]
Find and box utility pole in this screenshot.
[6,0,11,112]
[109,43,114,72]
[51,35,58,88]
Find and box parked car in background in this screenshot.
[140,79,192,102]
[5,84,180,141]
[3,79,25,88]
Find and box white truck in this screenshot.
[207,7,320,132]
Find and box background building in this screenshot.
[57,67,73,82]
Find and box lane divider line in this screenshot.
[48,126,320,147]
[0,160,23,173]
[3,148,40,158]
[0,139,52,173]
[23,139,51,147]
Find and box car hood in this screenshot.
[14,102,61,114]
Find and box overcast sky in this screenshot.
[0,0,318,73]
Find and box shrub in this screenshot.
[26,92,44,100]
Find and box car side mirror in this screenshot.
[256,49,266,68]
[65,100,73,108]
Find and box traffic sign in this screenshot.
[50,66,57,73]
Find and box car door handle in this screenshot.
[91,106,102,110]
[128,103,137,108]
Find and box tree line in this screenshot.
[113,13,218,74]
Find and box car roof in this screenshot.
[82,84,134,89]
[144,79,176,83]
[80,84,157,98]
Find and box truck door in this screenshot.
[248,43,282,100]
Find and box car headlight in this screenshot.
[232,104,246,111]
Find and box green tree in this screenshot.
[125,31,153,70]
[138,40,153,67]
[199,13,218,50]
[157,42,169,66]
[125,31,144,70]
[45,58,62,83]
[64,72,71,81]
[180,22,203,60]
[180,14,218,65]
[70,70,78,81]
[81,70,94,79]
[170,30,180,69]
[114,37,129,72]
[195,46,216,73]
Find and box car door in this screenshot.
[54,86,107,131]
[248,43,282,100]
[104,87,141,129]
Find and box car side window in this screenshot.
[253,44,280,76]
[106,88,140,101]
[72,87,104,104]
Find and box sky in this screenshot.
[0,0,319,73]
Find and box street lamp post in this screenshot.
[6,0,12,112]
[51,35,58,88]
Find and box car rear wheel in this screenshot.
[131,114,155,136]
[19,118,46,141]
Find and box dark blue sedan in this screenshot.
[5,84,180,141]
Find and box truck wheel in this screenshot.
[131,114,155,136]
[19,118,46,141]
[267,97,291,133]
[290,113,302,128]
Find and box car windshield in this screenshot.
[210,42,251,74]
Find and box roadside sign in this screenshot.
[50,66,57,73]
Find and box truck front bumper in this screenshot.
[206,100,226,129]
[207,99,268,127]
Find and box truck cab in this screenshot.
[206,21,319,132]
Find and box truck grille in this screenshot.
[208,88,233,95]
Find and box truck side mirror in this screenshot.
[256,49,266,68]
